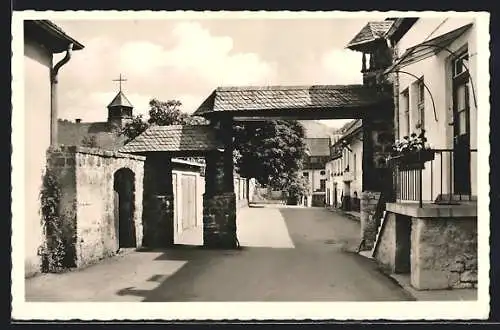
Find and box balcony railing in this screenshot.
[392,149,477,207]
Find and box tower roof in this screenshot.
[107,91,133,109]
[346,21,395,51]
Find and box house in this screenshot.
[301,138,331,207]
[325,119,363,212]
[348,17,480,291]
[23,20,85,277]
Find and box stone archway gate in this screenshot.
[120,84,395,249]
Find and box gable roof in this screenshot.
[118,125,223,154]
[346,21,395,51]
[194,85,390,116]
[304,138,331,156]
[107,91,134,108]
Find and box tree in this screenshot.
[81,135,98,148]
[233,120,306,189]
[120,114,150,144]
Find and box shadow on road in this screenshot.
[113,206,413,302]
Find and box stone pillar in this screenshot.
[203,117,238,249]
[360,191,381,250]
[142,154,174,248]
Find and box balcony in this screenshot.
[391,149,477,208]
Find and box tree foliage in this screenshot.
[81,135,98,148]
[233,120,306,189]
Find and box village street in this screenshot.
[25,205,413,302]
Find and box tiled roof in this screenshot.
[108,91,134,108]
[118,125,223,153]
[194,85,390,116]
[305,138,331,156]
[340,119,362,137]
[346,21,394,50]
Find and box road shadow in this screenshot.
[113,207,412,302]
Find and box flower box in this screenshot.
[388,149,435,170]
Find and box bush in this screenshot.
[284,175,309,204]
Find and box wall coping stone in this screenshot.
[386,202,477,218]
[54,145,146,161]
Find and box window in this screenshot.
[320,179,326,191]
[453,52,469,77]
[353,154,357,179]
[303,172,309,177]
[401,89,410,137]
[320,170,326,175]
[416,78,425,129]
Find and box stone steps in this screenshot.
[371,210,387,257]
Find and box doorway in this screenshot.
[113,168,136,248]
[452,51,471,195]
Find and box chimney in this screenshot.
[75,118,81,123]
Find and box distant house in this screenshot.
[325,119,363,212]
[301,138,331,207]
[23,20,84,277]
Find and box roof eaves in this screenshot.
[34,20,85,52]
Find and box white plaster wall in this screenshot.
[325,161,335,206]
[348,138,363,198]
[24,39,52,276]
[395,18,478,200]
[302,168,327,193]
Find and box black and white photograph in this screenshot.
[11,10,490,320]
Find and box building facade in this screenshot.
[23,20,84,277]
[348,16,481,291]
[326,120,363,212]
[301,138,331,207]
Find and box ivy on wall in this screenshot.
[38,166,75,272]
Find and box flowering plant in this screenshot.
[388,129,434,169]
[391,129,431,155]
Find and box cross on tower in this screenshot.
[112,74,127,92]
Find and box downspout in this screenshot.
[50,43,73,147]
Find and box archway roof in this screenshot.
[193,84,392,119]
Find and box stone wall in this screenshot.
[360,191,381,250]
[373,212,396,272]
[47,146,145,268]
[411,216,477,290]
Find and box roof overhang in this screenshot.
[385,23,473,74]
[194,85,393,120]
[24,20,85,54]
[385,18,419,44]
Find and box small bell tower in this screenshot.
[107,74,133,130]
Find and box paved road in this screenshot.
[25,205,413,302]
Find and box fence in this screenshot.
[392,149,477,207]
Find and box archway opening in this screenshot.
[113,168,137,249]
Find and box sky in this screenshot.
[53,16,387,128]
